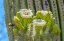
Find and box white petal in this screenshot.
[33,19,46,26]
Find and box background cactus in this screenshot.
[4,0,64,41]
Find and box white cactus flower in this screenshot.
[19,9,33,18]
[41,10,48,16]
[33,19,46,26]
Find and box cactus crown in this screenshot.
[13,9,61,41]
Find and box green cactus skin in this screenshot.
[56,0,64,41]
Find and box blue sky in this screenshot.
[0,0,9,41]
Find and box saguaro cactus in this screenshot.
[4,0,64,41]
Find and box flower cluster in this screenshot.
[13,9,61,41]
